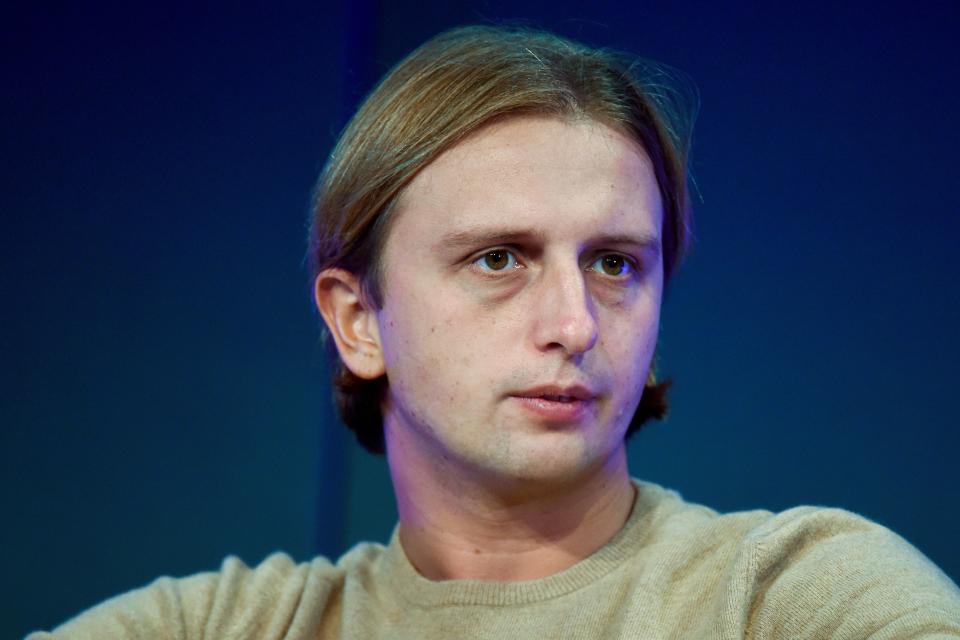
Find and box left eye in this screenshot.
[473,249,518,272]
[588,254,633,277]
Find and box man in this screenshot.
[31,24,960,640]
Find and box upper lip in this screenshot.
[511,384,597,401]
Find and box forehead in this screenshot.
[391,115,663,247]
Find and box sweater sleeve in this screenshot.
[742,507,960,639]
[25,553,342,640]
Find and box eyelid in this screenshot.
[585,252,640,278]
[464,247,640,277]
[467,246,524,274]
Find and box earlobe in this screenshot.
[314,269,386,380]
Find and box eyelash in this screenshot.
[469,249,639,279]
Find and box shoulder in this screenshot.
[728,501,958,598]
[28,547,387,640]
[635,479,955,580]
[634,481,960,638]
[737,505,960,637]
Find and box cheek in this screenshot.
[601,306,660,393]
[604,297,659,348]
[380,300,477,396]
[602,313,659,428]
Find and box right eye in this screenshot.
[472,249,518,272]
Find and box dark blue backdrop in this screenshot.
[3,3,958,637]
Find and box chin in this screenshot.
[472,435,621,493]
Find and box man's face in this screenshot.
[375,116,663,490]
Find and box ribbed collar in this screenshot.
[380,479,671,608]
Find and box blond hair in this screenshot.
[309,25,697,453]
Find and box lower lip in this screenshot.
[510,396,594,422]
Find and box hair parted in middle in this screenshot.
[309,24,698,454]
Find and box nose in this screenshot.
[531,262,599,357]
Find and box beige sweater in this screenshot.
[28,480,960,639]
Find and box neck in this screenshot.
[387,440,636,582]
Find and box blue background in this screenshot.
[3,2,958,636]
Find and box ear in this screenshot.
[314,269,385,380]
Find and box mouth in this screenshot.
[509,385,598,422]
[538,395,580,402]
[513,383,595,400]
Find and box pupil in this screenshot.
[603,256,623,275]
[486,251,508,270]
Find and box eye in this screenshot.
[588,254,634,277]
[473,249,518,272]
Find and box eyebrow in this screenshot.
[437,227,662,253]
